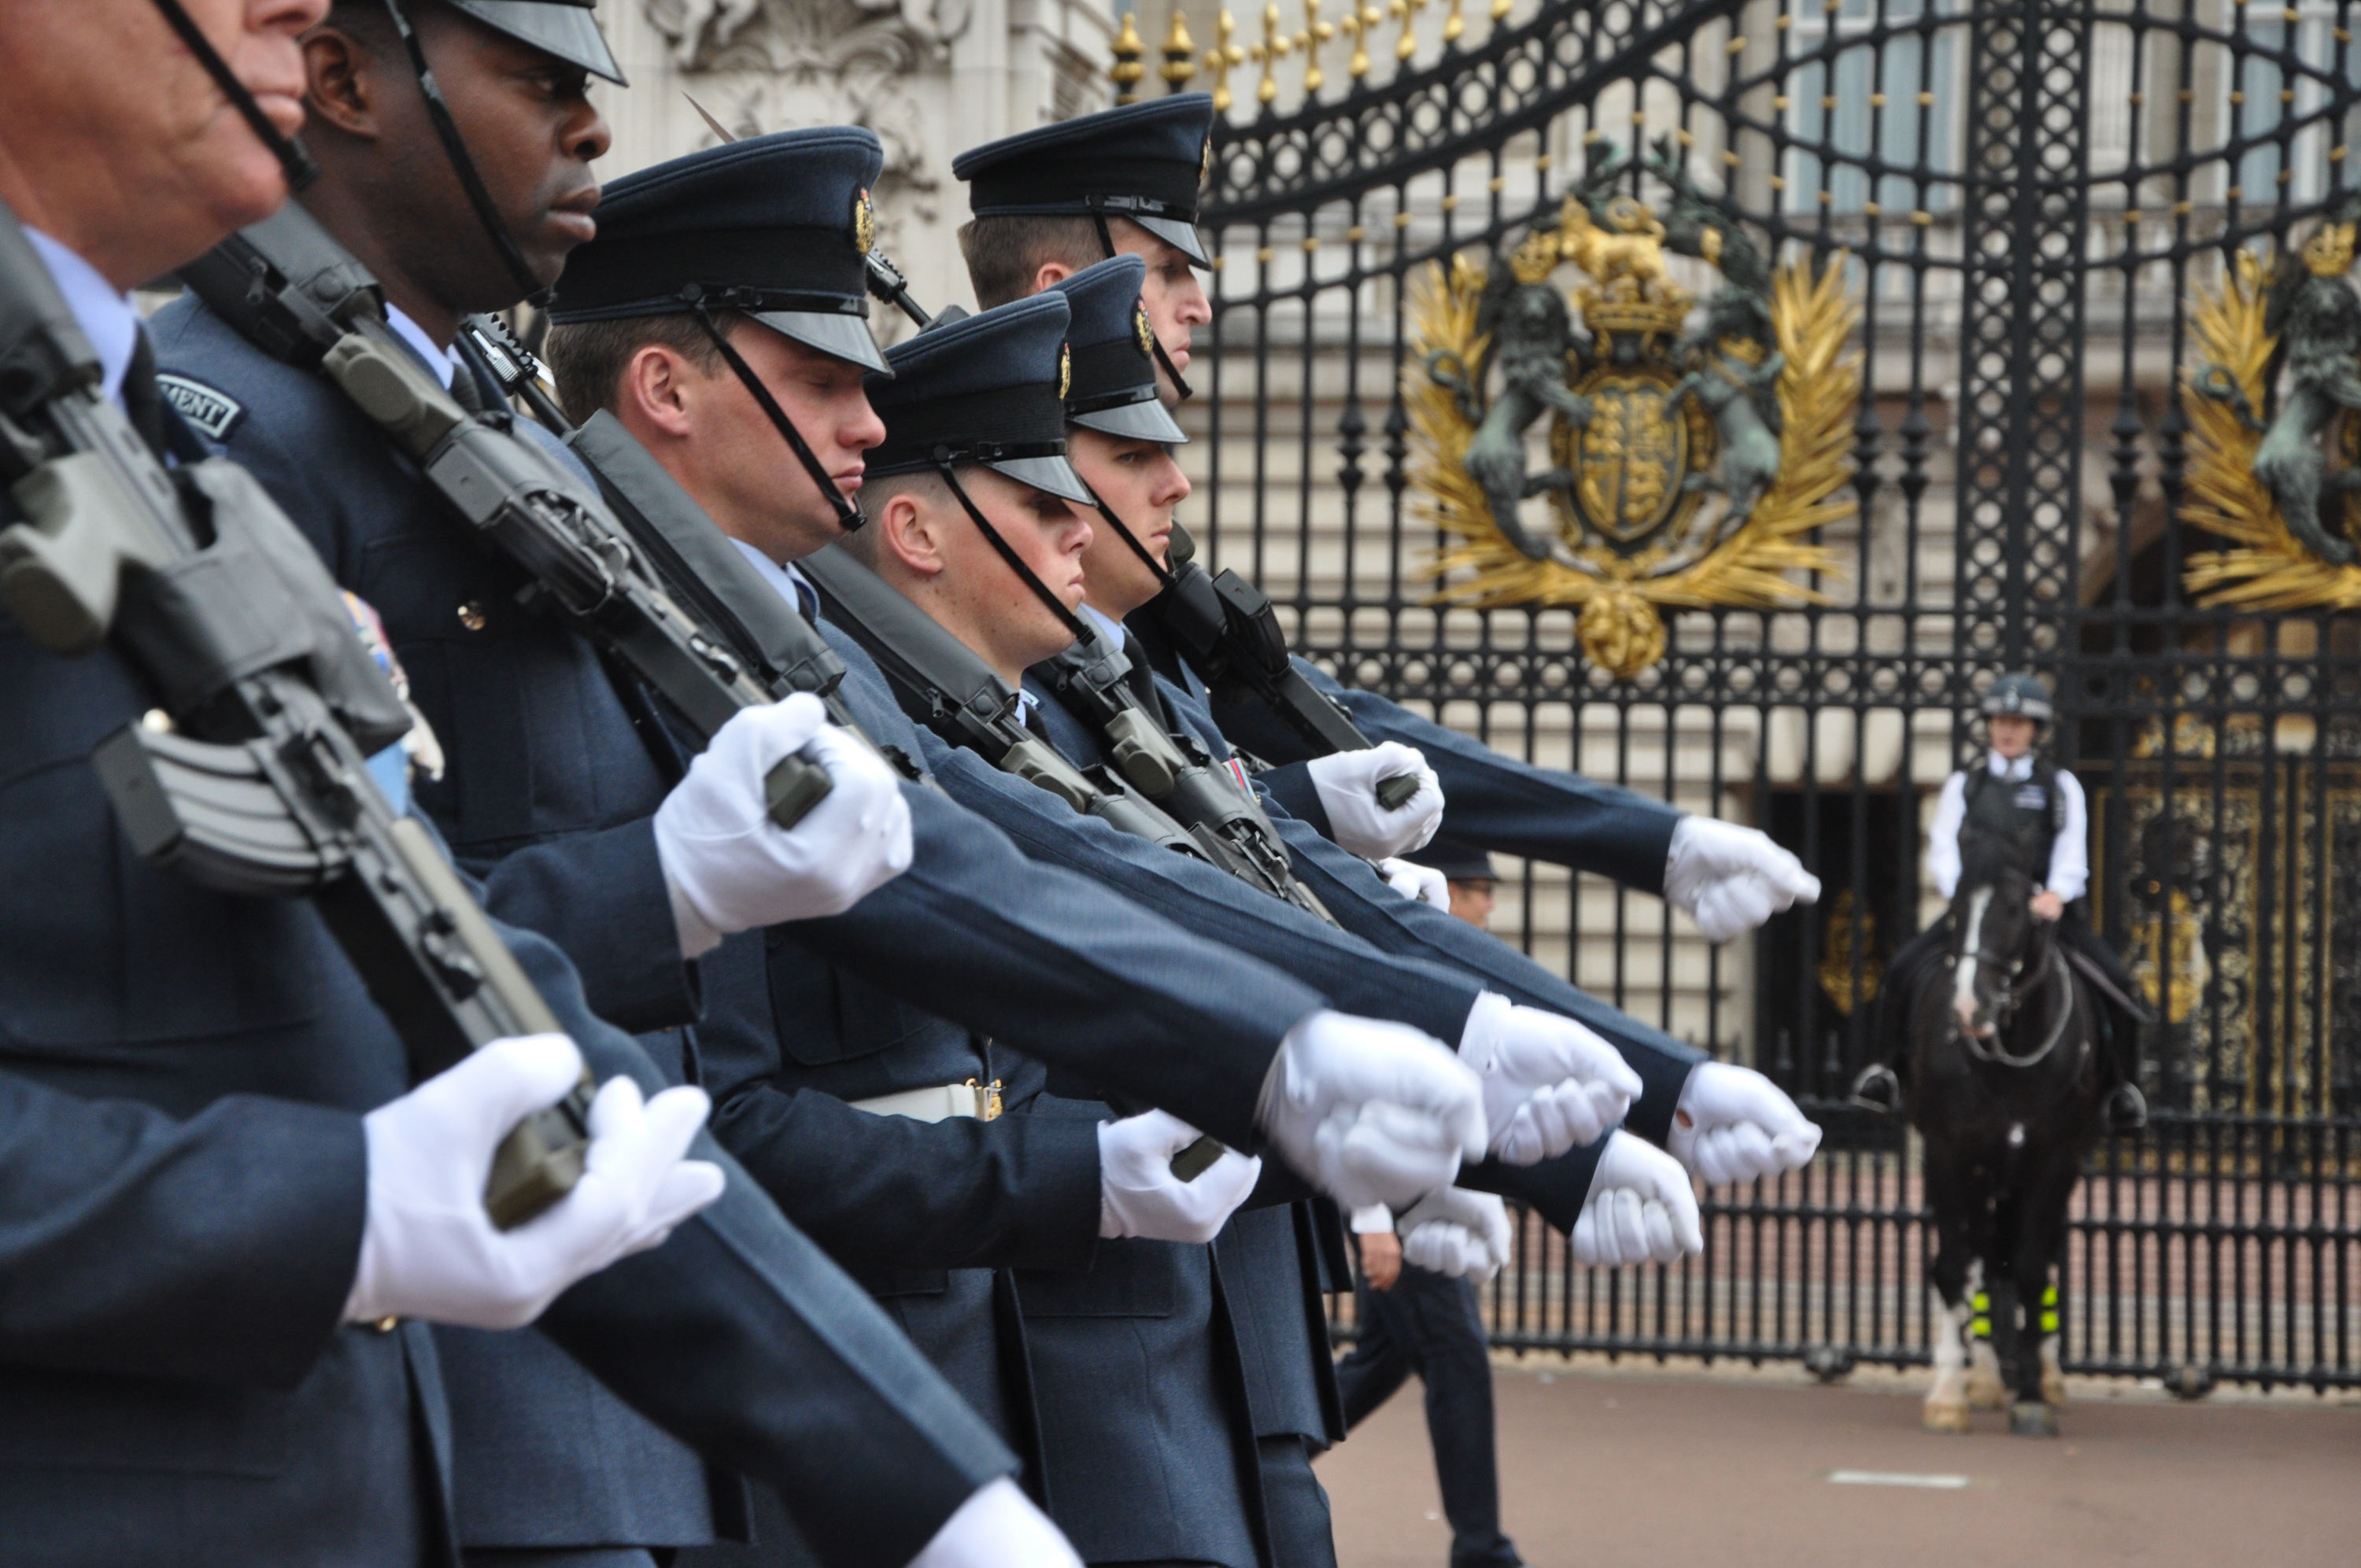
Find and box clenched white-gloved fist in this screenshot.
[1660,817,1821,943]
[1098,1110,1263,1243]
[1377,857,1452,909]
[1398,1188,1514,1282]
[1573,1131,1704,1267]
[344,1035,726,1330]
[1306,742,1443,860]
[656,692,914,956]
[1668,1061,1823,1185]
[1256,1009,1487,1211]
[1457,992,1643,1164]
[907,1476,1082,1568]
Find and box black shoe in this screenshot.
[2104,1083,2148,1134]
[1849,1064,1903,1115]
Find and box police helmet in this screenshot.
[1980,672,2053,725]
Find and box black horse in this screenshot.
[1904,839,2105,1437]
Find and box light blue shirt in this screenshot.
[26,227,138,404]
[383,302,459,389]
[728,536,821,622]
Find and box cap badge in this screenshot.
[852,187,876,256]
[1133,304,1154,357]
[1059,342,1073,399]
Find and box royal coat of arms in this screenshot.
[2181,196,2361,609]
[1404,139,1862,678]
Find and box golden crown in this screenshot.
[2304,220,2355,278]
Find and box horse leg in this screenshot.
[1922,1154,1975,1433]
[2039,1227,2069,1407]
[1964,1260,2008,1410]
[2005,1176,2071,1437]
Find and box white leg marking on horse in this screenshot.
[1954,887,1992,1027]
[2040,1334,2067,1406]
[1967,1337,2007,1409]
[1925,1297,1972,1431]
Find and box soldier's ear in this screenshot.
[876,489,948,580]
[1031,259,1077,297]
[619,344,696,440]
[301,26,379,139]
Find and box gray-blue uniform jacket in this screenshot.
[1201,655,1687,897]
[0,378,1008,1568]
[151,297,1344,1559]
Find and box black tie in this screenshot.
[121,334,170,456]
[1021,700,1053,743]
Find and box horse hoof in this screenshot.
[1964,1371,2008,1410]
[2041,1369,2069,1407]
[1923,1399,1971,1433]
[2008,1402,2059,1438]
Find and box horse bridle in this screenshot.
[1954,926,2076,1069]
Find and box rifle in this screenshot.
[177,203,833,827]
[1132,522,1417,807]
[1030,632,1329,921]
[0,199,586,1228]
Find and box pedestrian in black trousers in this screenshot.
[1334,839,1524,1568]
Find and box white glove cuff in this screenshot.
[1349,1204,1395,1234]
[1455,991,1513,1076]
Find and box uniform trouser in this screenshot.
[1256,1435,1338,1568]
[1875,915,2142,1090]
[1333,1267,1520,1568]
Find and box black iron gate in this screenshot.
[1168,0,2361,1389]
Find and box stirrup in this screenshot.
[1849,1064,1903,1115]
[2104,1083,2148,1134]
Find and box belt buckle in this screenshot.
[965,1076,1003,1121]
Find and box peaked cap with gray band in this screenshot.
[545,127,889,371]
[1045,256,1188,444]
[448,0,624,84]
[953,94,1215,266]
[866,293,1094,505]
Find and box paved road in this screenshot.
[1316,1357,2361,1567]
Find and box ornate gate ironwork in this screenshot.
[1177,0,2361,1389]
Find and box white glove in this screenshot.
[1668,1061,1823,1185]
[1456,991,1643,1164]
[655,692,914,956]
[1097,1110,1263,1243]
[907,1476,1082,1568]
[344,1035,726,1330]
[1573,1131,1704,1267]
[1377,857,1452,909]
[1660,817,1820,943]
[1255,1009,1487,1210]
[1306,741,1443,860]
[1398,1188,1513,1282]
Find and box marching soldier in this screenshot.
[155,21,1498,1563]
[535,133,1657,1567]
[1850,672,2152,1131]
[952,94,1825,975]
[0,5,1072,1567]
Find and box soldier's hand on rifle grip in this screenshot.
[1305,742,1443,861]
[344,1035,726,1330]
[654,692,914,957]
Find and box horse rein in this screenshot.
[1956,939,2077,1069]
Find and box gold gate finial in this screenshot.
[1337,3,1384,78]
[1248,2,1292,105]
[1203,8,1246,111]
[1111,13,1147,103]
[1160,10,1199,89]
[1298,0,1336,94]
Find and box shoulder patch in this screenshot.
[154,374,245,441]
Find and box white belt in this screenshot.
[848,1079,1003,1123]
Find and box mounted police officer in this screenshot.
[0,5,1075,1566]
[1851,672,2150,1132]
[951,93,1825,968]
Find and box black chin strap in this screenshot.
[688,296,866,532]
[933,455,1096,645]
[150,0,317,190]
[1089,205,1193,403]
[380,0,547,306]
[1089,494,1176,591]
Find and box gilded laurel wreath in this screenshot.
[2181,230,2361,611]
[1401,149,1860,679]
